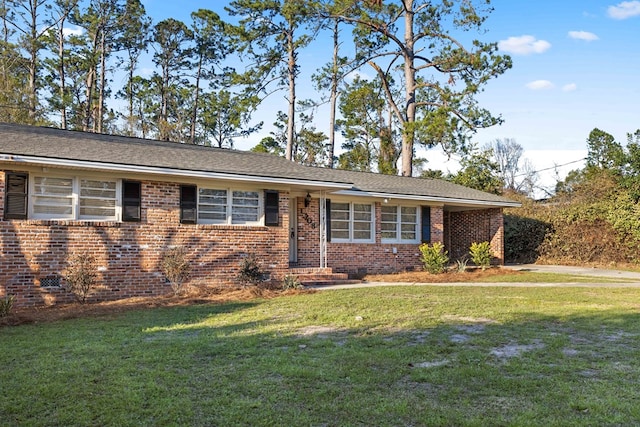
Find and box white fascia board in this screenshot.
[2,155,353,190]
[332,189,522,208]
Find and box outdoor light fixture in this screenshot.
[304,192,312,207]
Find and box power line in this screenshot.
[514,157,586,178]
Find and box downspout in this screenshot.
[319,191,327,269]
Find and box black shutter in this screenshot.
[4,172,28,220]
[264,190,279,226]
[180,185,197,224]
[421,206,431,243]
[325,199,331,242]
[122,181,141,222]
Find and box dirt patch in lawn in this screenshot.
[1,284,311,327]
[364,267,523,283]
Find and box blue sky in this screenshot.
[140,0,639,195]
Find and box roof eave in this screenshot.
[0,154,353,190]
[332,189,522,208]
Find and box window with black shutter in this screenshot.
[122,181,141,222]
[4,172,28,220]
[421,206,431,243]
[264,190,279,226]
[180,185,197,224]
[325,199,331,242]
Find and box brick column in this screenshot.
[489,208,504,265]
[430,206,444,244]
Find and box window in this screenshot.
[4,172,28,219]
[381,205,419,243]
[194,187,262,225]
[122,181,141,222]
[330,202,374,242]
[180,185,197,224]
[31,175,119,221]
[264,191,279,226]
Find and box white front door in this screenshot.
[289,197,297,263]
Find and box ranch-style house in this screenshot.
[0,123,520,307]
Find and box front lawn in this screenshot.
[2,286,640,426]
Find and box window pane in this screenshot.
[199,188,227,223]
[80,179,116,218]
[33,176,74,218]
[231,191,259,223]
[353,229,371,240]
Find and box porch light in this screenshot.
[304,192,312,207]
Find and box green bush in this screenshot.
[419,242,449,274]
[63,253,98,303]
[0,295,15,317]
[469,241,492,271]
[162,247,191,295]
[238,254,264,287]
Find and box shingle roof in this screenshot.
[0,123,519,207]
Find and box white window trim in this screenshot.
[29,173,121,221]
[197,187,264,226]
[380,204,420,244]
[330,201,375,243]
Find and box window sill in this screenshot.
[11,219,122,227]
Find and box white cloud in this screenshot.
[568,30,599,41]
[562,83,578,92]
[608,1,640,19]
[525,80,554,90]
[498,35,551,55]
[62,26,84,37]
[344,70,373,83]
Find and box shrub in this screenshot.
[455,257,468,273]
[162,247,191,295]
[238,253,264,287]
[469,241,492,270]
[0,295,15,317]
[419,242,449,274]
[63,253,98,303]
[282,274,303,290]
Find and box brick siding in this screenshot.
[0,172,290,307]
[295,199,503,277]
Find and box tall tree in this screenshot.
[115,0,150,136]
[330,0,511,176]
[227,0,317,161]
[198,89,262,148]
[337,75,398,173]
[189,9,232,144]
[6,0,67,123]
[151,18,193,141]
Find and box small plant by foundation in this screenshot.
[63,253,98,303]
[0,295,15,317]
[419,242,449,274]
[237,254,264,288]
[162,247,191,295]
[282,274,303,290]
[470,241,492,271]
[455,257,469,273]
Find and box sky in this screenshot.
[139,0,640,197]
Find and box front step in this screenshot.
[288,267,362,287]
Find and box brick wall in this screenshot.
[446,208,504,264]
[295,199,504,276]
[0,172,290,307]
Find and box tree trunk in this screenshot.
[190,56,203,144]
[327,19,340,168]
[58,20,67,129]
[401,0,416,177]
[97,28,106,133]
[285,25,296,161]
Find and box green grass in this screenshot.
[3,286,640,426]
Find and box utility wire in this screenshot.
[514,157,586,178]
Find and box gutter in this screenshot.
[332,189,522,208]
[0,154,353,190]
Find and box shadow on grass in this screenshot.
[2,291,640,426]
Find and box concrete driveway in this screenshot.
[312,264,640,290]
